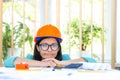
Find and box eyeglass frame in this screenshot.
[39,43,59,51]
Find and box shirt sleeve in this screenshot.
[25,54,33,60]
[4,56,18,67]
[82,57,96,62]
[4,54,34,68]
[62,54,71,60]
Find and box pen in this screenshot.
[52,67,56,71]
[52,64,62,71]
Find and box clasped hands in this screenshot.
[40,58,64,67]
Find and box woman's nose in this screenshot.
[47,46,52,52]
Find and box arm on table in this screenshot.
[4,56,56,67]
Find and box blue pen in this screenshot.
[52,67,55,71]
[52,66,62,71]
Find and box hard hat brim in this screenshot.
[35,37,62,43]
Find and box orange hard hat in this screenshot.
[34,24,62,43]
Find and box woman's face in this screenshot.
[37,38,59,59]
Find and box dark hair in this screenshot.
[33,38,62,61]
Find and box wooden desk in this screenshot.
[0,67,120,80]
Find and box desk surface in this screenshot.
[0,67,120,80]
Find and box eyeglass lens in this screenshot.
[39,43,59,51]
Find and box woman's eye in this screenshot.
[52,44,58,47]
[42,44,48,47]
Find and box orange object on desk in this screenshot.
[15,63,29,70]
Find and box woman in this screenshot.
[4,24,96,67]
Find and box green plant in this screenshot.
[2,21,33,60]
[2,22,11,60]
[65,18,102,50]
[13,22,33,48]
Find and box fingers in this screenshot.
[47,61,56,67]
[41,58,62,67]
[41,60,56,67]
[42,58,55,62]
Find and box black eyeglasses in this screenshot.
[39,43,59,51]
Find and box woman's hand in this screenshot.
[42,58,86,67]
[40,59,56,67]
[42,58,66,67]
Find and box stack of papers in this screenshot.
[79,62,111,70]
[57,62,111,70]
